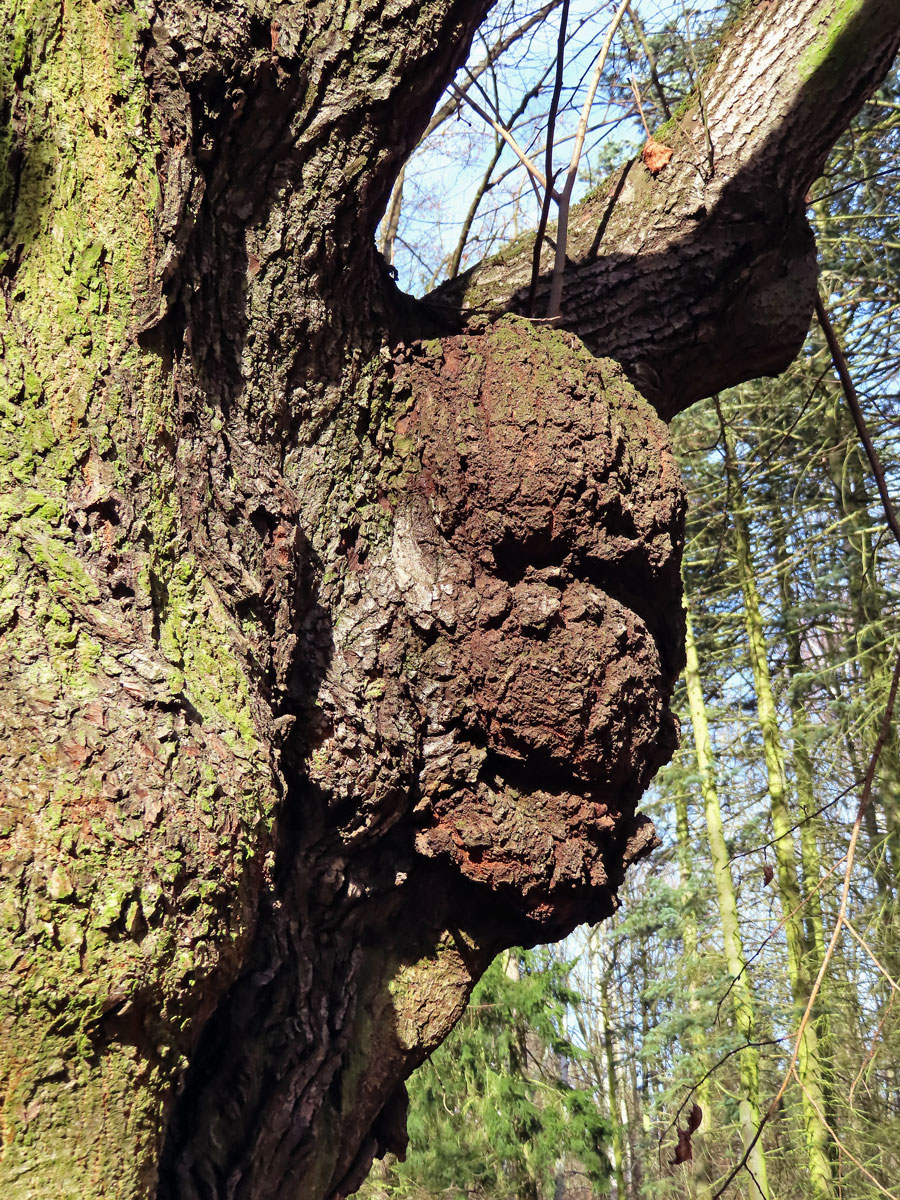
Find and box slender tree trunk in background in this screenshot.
[379,166,406,268]
[619,992,646,1200]
[611,936,643,1199]
[673,784,713,1200]
[772,513,828,971]
[772,510,841,1143]
[597,962,629,1200]
[2,0,899,1194]
[824,399,900,958]
[683,607,770,1200]
[573,931,630,1200]
[721,421,834,1199]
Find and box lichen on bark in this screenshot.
[0,1,279,1189]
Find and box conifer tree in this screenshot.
[361,948,610,1200]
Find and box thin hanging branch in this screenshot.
[422,0,564,143]
[450,83,554,198]
[681,4,714,177]
[448,76,547,280]
[630,69,651,138]
[626,1,671,121]
[814,291,900,551]
[546,0,631,319]
[527,0,570,315]
[448,140,506,280]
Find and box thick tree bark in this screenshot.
[0,1,898,1197]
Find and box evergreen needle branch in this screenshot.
[712,648,900,1199]
[815,291,900,551]
[841,917,900,994]
[849,992,897,1110]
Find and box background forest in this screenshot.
[358,2,900,1197]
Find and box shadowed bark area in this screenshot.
[0,0,898,1197]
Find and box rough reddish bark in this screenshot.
[155,320,682,1200]
[0,1,898,1198]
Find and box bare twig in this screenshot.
[660,1037,785,1149]
[450,83,554,198]
[626,2,671,120]
[712,851,848,1029]
[726,780,855,863]
[815,291,900,551]
[451,76,547,280]
[629,70,650,138]
[422,0,564,142]
[547,0,631,318]
[682,4,714,176]
[528,0,569,315]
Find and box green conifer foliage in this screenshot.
[361,949,610,1200]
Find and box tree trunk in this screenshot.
[1,1,899,1197]
[594,941,628,1200]
[683,606,770,1200]
[721,415,834,1198]
[673,773,713,1200]
[824,395,900,962]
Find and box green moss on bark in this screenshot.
[0,2,276,1191]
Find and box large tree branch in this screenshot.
[429,0,900,418]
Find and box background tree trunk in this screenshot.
[1,1,899,1197]
[683,606,770,1200]
[721,415,833,1198]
